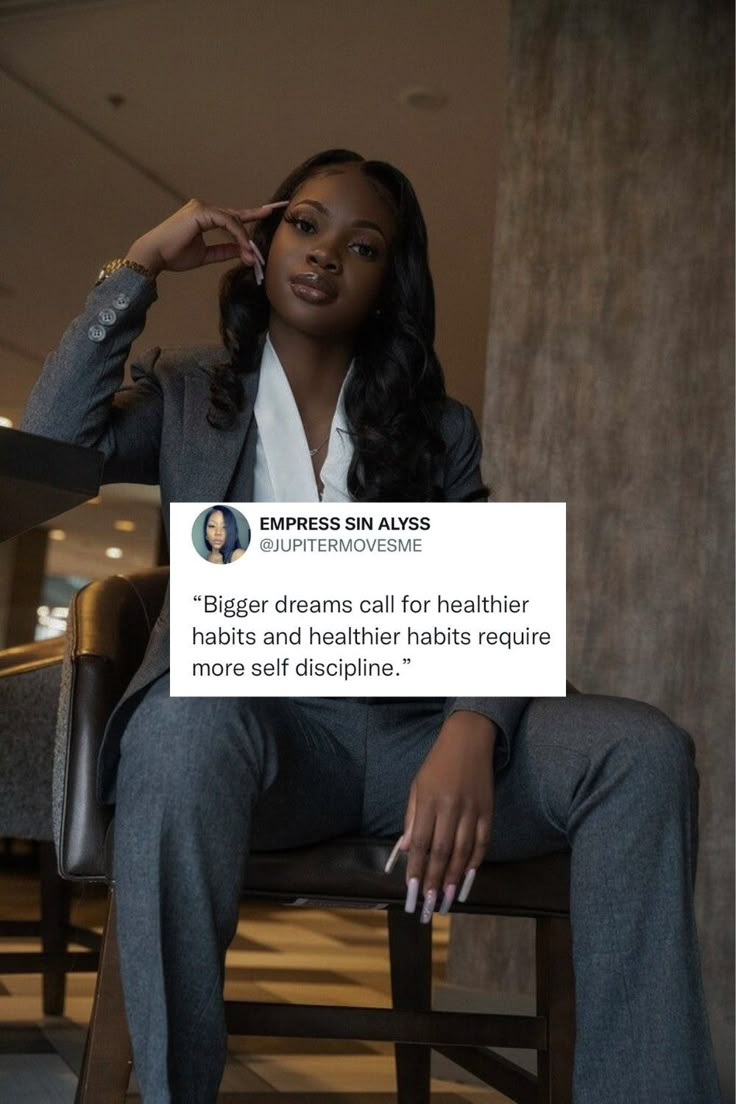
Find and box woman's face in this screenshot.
[264,164,397,339]
[205,510,227,551]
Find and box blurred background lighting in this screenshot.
[36,604,68,634]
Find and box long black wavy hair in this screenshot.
[214,148,448,501]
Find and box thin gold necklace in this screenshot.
[308,436,329,457]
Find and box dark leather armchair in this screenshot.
[57,568,575,1104]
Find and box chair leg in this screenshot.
[536,916,575,1104]
[75,886,132,1104]
[39,840,71,1016]
[388,906,433,1104]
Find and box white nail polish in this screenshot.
[405,877,419,914]
[250,239,265,266]
[457,868,476,903]
[420,889,437,924]
[384,836,404,874]
[438,885,456,915]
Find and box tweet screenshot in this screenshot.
[169,502,566,697]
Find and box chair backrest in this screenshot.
[54,568,169,880]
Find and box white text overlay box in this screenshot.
[170,502,566,697]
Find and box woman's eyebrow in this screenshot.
[294,199,387,241]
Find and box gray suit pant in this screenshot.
[112,683,721,1104]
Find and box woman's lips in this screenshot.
[289,274,337,304]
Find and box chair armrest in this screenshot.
[55,567,169,880]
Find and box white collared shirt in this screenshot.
[253,332,354,502]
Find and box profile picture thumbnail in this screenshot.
[192,505,250,565]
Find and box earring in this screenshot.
[375,307,382,316]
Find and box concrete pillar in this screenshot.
[445,2,734,1096]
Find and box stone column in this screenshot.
[445,2,734,1096]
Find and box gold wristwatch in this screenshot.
[96,258,155,286]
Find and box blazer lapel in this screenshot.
[181,335,264,502]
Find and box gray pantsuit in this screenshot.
[113,680,720,1104]
[21,268,721,1102]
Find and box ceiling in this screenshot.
[0,0,509,580]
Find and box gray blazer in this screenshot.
[22,266,530,799]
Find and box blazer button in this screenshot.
[98,308,117,326]
[112,293,130,310]
[87,324,107,342]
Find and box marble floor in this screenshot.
[0,852,509,1102]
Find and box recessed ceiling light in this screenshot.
[398,85,449,111]
[105,547,123,559]
[114,519,136,532]
[0,416,13,428]
[48,529,66,541]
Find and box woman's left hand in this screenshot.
[399,711,496,922]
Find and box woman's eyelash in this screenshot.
[284,213,378,257]
[284,214,315,233]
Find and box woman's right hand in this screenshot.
[124,198,288,281]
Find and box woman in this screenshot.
[202,505,245,563]
[22,149,719,1103]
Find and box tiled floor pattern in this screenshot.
[0,863,510,1102]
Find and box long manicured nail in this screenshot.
[420,889,437,924]
[457,868,476,903]
[262,200,289,208]
[384,836,404,874]
[242,247,259,274]
[438,884,456,915]
[249,239,265,266]
[405,877,419,913]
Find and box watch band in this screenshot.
[96,258,154,286]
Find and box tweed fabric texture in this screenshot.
[0,662,62,839]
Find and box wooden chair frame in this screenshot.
[74,867,574,1104]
